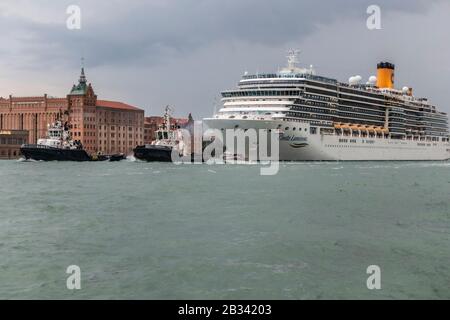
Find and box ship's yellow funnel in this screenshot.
[376,62,395,89]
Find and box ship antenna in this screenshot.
[164,105,173,131]
[287,49,301,70]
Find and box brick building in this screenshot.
[0,130,28,159]
[0,68,144,155]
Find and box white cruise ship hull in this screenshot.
[203,118,450,161]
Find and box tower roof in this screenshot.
[69,67,88,95]
[80,67,87,84]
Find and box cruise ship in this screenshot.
[203,51,450,161]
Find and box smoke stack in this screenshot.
[376,62,395,89]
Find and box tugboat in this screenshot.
[20,120,91,161]
[134,106,187,162]
[109,153,126,162]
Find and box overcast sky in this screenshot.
[0,0,448,118]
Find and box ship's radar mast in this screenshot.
[163,105,173,130]
[280,49,315,75]
[287,49,301,70]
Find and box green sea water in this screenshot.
[0,160,449,299]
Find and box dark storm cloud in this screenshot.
[0,0,448,116]
[1,0,438,69]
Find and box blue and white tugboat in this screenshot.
[133,106,187,162]
[20,120,91,161]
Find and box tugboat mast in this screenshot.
[164,105,173,131]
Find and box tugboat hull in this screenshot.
[133,145,173,162]
[20,145,92,162]
[109,153,126,162]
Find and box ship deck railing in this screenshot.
[21,144,55,149]
[21,144,78,150]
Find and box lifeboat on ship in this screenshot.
[374,127,384,133]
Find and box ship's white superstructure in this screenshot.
[203,51,450,161]
[37,120,82,150]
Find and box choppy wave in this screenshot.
[1,160,449,299]
[16,157,39,163]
